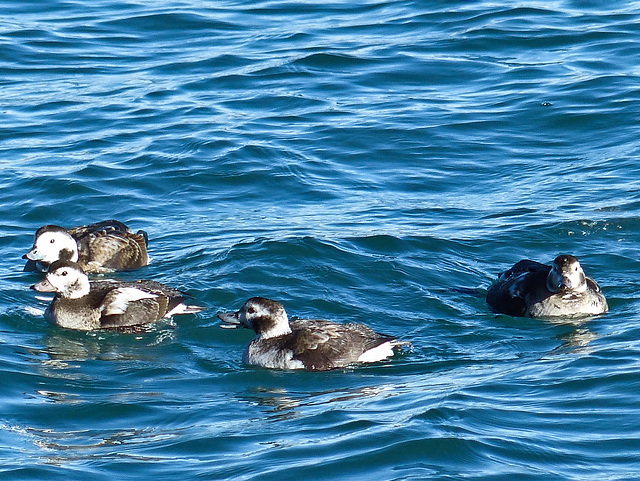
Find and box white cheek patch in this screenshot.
[47,276,65,292]
[102,287,157,315]
[50,273,77,294]
[37,232,77,262]
[357,341,394,363]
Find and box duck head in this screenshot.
[546,255,588,294]
[23,225,79,265]
[31,260,90,299]
[218,297,292,339]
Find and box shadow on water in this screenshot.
[545,317,601,356]
[28,322,178,366]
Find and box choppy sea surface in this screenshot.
[2,1,640,479]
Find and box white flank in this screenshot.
[164,303,204,318]
[102,287,157,315]
[244,346,305,369]
[357,341,395,363]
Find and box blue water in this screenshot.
[2,0,640,479]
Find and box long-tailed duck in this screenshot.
[23,220,149,273]
[218,297,408,370]
[486,255,608,318]
[31,260,203,330]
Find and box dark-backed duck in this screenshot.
[486,255,608,318]
[218,297,408,370]
[23,220,148,273]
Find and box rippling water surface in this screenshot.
[2,1,640,479]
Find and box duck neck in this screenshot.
[255,316,293,339]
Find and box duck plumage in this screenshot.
[218,297,408,370]
[31,260,203,330]
[486,255,607,318]
[24,220,149,273]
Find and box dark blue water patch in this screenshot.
[100,11,239,34]
[218,93,329,119]
[150,54,258,79]
[291,51,385,71]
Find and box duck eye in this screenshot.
[50,239,55,244]
[247,307,256,314]
[61,270,68,276]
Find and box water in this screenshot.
[2,0,640,479]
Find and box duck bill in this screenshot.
[217,310,243,329]
[559,279,573,291]
[31,278,56,293]
[23,247,43,261]
[547,270,573,293]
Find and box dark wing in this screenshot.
[68,220,133,238]
[287,320,395,370]
[128,280,188,314]
[89,279,122,292]
[497,259,549,282]
[486,260,550,316]
[119,279,191,314]
[77,231,148,271]
[97,285,170,328]
[127,279,185,297]
[586,276,602,293]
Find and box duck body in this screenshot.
[218,297,407,370]
[24,220,148,273]
[486,255,608,318]
[31,260,203,330]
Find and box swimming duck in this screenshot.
[31,260,203,330]
[23,220,149,273]
[486,255,608,318]
[218,297,408,370]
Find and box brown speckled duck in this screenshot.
[23,220,149,273]
[31,260,203,330]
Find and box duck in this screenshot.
[23,220,149,273]
[30,260,204,330]
[486,254,608,318]
[217,297,408,370]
